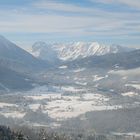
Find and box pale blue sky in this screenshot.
[0,0,140,48]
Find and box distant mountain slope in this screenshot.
[67,49,140,70]
[0,35,51,92]
[0,35,48,73]
[0,64,33,92]
[31,41,133,61]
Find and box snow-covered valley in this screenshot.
[0,68,140,129]
[0,35,140,134]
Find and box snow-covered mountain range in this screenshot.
[31,41,133,61]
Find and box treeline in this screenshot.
[0,125,108,140]
[0,125,138,140]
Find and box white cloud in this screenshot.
[120,0,140,8]
[33,0,93,13]
[91,0,140,8]
[0,8,139,37]
[0,0,140,46]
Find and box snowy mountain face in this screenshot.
[32,42,58,63]
[67,49,140,70]
[31,42,133,61]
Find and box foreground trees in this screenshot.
[0,126,106,140]
[0,125,138,140]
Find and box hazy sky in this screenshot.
[0,0,140,48]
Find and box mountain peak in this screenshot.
[0,35,6,39]
[32,41,58,63]
[0,35,48,73]
[31,41,133,61]
[0,35,10,44]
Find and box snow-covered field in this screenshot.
[0,102,25,118]
[109,68,140,76]
[59,65,68,69]
[0,102,18,108]
[92,75,105,81]
[0,111,25,118]
[24,93,123,120]
[0,82,140,124]
[0,91,121,120]
[122,92,138,97]
[73,68,85,73]
[125,84,140,90]
[61,86,85,92]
